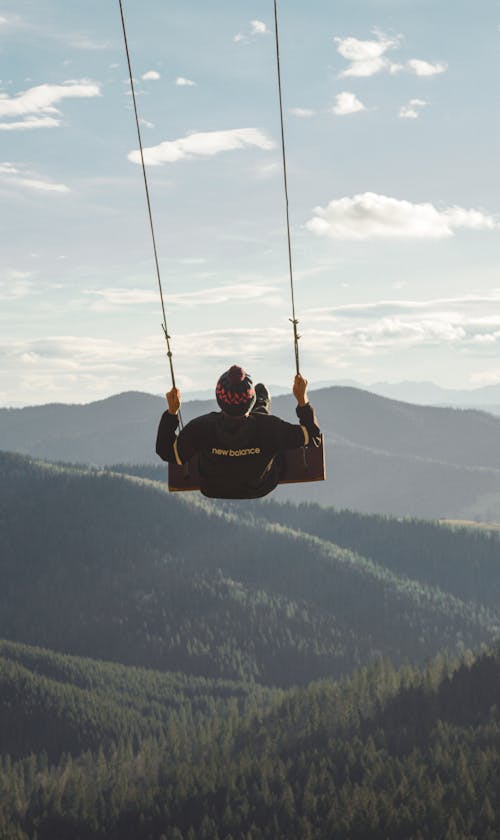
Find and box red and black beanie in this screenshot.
[216,365,256,416]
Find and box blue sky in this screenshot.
[2,0,500,406]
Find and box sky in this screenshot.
[2,0,500,406]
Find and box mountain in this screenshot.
[0,638,275,761]
[2,634,500,838]
[364,378,500,411]
[2,387,500,518]
[2,450,500,689]
[3,451,500,836]
[311,378,500,412]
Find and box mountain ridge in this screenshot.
[3,386,500,518]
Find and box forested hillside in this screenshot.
[1,639,500,839]
[2,387,500,517]
[2,450,500,837]
[1,451,499,688]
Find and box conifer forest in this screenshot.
[1,451,500,838]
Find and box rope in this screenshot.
[273,0,301,375]
[118,0,183,425]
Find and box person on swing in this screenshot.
[155,365,321,499]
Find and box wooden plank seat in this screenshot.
[168,435,326,493]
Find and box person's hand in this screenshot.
[293,374,308,407]
[166,387,181,415]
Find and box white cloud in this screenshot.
[399,98,429,119]
[470,368,500,385]
[175,76,196,86]
[0,80,101,131]
[306,193,498,240]
[139,117,154,129]
[0,116,61,130]
[69,38,111,51]
[234,19,269,43]
[335,31,447,80]
[86,283,281,311]
[3,336,146,364]
[128,128,275,166]
[306,291,500,320]
[250,20,269,35]
[16,178,69,193]
[141,70,160,81]
[407,59,447,76]
[0,161,70,193]
[335,31,401,77]
[0,16,7,24]
[289,107,316,118]
[332,91,366,115]
[86,289,157,310]
[302,291,500,356]
[172,327,288,360]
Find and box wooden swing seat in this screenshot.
[168,436,326,493]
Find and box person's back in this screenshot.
[156,365,321,499]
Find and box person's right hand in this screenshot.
[293,374,308,407]
[166,387,181,415]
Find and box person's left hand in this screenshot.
[166,387,181,415]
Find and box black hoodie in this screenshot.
[155,402,321,499]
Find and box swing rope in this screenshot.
[118,0,183,425]
[119,0,301,402]
[273,0,301,376]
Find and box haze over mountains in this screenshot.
[179,379,500,413]
[2,386,500,519]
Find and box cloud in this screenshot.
[307,291,500,320]
[175,76,196,86]
[399,98,429,119]
[335,31,447,80]
[69,38,111,50]
[407,59,447,76]
[306,193,498,240]
[234,19,269,43]
[335,31,401,77]
[0,116,61,130]
[0,80,101,130]
[0,12,24,29]
[289,107,316,118]
[332,91,366,115]
[141,70,160,81]
[0,161,70,193]
[302,291,500,356]
[250,20,269,35]
[86,283,281,311]
[128,127,275,166]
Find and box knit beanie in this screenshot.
[216,365,256,416]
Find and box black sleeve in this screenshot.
[271,402,321,451]
[155,412,199,464]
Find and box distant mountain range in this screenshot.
[2,386,500,519]
[357,379,500,412]
[170,379,500,414]
[176,379,500,413]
